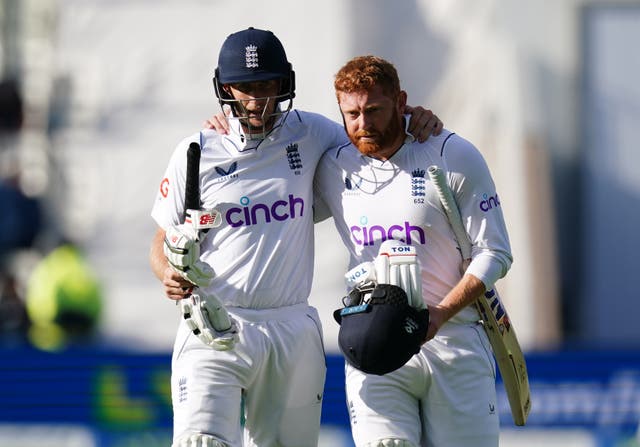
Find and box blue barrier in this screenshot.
[0,346,639,437]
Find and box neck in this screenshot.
[369,133,406,160]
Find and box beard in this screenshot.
[349,109,404,157]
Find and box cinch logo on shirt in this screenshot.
[226,194,305,228]
[350,219,426,246]
[479,193,501,212]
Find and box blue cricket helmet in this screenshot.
[213,27,295,102]
[334,283,429,375]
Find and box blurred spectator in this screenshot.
[1,80,101,352]
[25,243,103,351]
[0,270,30,344]
[0,78,22,131]
[0,178,42,258]
[0,79,45,345]
[0,79,42,258]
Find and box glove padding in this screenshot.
[180,292,238,351]
[164,224,214,288]
[345,240,425,310]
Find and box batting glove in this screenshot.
[345,240,426,310]
[180,292,238,351]
[164,224,214,288]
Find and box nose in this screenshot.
[241,96,267,111]
[244,87,261,97]
[357,113,374,131]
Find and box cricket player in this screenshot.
[149,29,441,447]
[313,56,513,447]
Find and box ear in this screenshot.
[397,90,408,112]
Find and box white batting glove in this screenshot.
[164,224,214,288]
[180,292,238,351]
[345,240,426,310]
[164,223,200,265]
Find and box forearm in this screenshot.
[437,273,486,320]
[150,228,168,282]
[427,273,486,341]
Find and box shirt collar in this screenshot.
[403,114,416,144]
[226,112,288,151]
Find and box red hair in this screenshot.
[334,56,401,99]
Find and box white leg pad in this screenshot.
[173,433,229,447]
[363,439,416,447]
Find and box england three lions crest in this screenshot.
[411,169,426,198]
[286,143,303,175]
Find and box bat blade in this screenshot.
[184,142,201,219]
[427,165,531,426]
[475,289,531,425]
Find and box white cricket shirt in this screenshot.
[152,111,346,309]
[314,128,513,323]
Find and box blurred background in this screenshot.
[1,0,639,446]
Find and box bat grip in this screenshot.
[184,142,202,217]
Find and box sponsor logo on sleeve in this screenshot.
[479,193,501,212]
[159,178,169,198]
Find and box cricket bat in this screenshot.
[176,141,203,295]
[182,141,231,332]
[184,142,202,219]
[427,165,531,426]
[184,142,222,231]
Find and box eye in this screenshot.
[228,80,279,93]
[254,80,278,90]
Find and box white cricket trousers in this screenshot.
[345,321,499,447]
[171,303,327,447]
